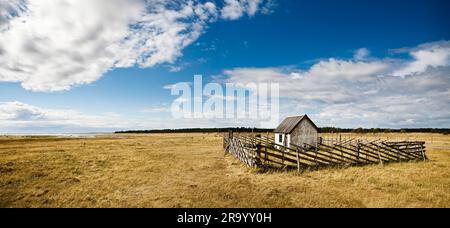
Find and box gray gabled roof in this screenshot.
[274,115,318,134]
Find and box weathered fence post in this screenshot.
[317,136,321,148]
[314,145,318,164]
[282,134,287,166]
[255,134,262,168]
[406,141,409,159]
[421,143,426,161]
[377,145,383,166]
[296,148,301,172]
[357,140,360,163]
[264,145,268,167]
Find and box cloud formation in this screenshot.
[0,101,263,133]
[0,101,127,132]
[0,0,272,92]
[221,0,268,20]
[4,41,448,132]
[0,0,26,30]
[221,41,450,128]
[353,48,370,61]
[392,41,450,77]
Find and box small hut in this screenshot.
[274,115,318,148]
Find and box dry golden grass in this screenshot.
[0,133,449,208]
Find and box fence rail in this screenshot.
[223,132,427,171]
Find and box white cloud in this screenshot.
[220,0,272,20]
[166,62,190,72]
[260,0,276,14]
[167,65,184,73]
[0,0,268,92]
[392,41,450,77]
[0,0,26,30]
[0,101,45,121]
[221,0,245,20]
[221,41,450,128]
[224,59,389,103]
[0,101,127,132]
[353,48,370,61]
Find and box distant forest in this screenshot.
[116,127,450,134]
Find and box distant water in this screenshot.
[1,132,114,138]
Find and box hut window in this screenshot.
[279,134,283,143]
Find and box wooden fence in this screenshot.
[223,132,427,171]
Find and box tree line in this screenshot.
[116,127,450,134]
[115,127,273,134]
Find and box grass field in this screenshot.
[0,133,449,208]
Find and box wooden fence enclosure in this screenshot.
[223,132,427,171]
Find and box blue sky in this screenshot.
[0,0,450,133]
